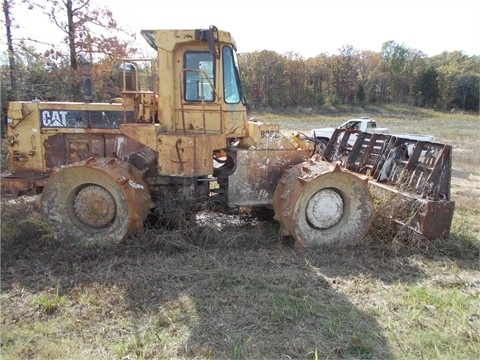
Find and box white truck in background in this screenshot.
[310,117,435,154]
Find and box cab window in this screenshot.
[184,51,215,102]
[344,121,359,129]
[222,46,242,104]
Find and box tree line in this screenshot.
[2,0,479,117]
[239,46,479,112]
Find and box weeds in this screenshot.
[36,287,66,315]
[1,107,479,359]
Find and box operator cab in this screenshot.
[119,26,248,139]
[140,25,244,106]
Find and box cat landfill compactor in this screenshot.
[2,26,455,248]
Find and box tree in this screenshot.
[31,0,137,69]
[432,51,480,111]
[452,72,479,111]
[414,66,439,108]
[4,4,479,111]
[305,55,329,107]
[356,50,381,104]
[336,45,359,104]
[283,52,306,107]
[380,41,410,103]
[16,0,138,101]
[238,51,263,108]
[238,50,286,109]
[3,0,17,99]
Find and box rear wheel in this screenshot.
[273,155,373,248]
[40,157,153,245]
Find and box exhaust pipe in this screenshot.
[78,54,93,103]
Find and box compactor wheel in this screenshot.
[273,156,373,248]
[40,157,154,244]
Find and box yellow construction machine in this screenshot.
[2,26,454,248]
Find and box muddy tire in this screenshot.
[273,155,373,248]
[40,157,153,245]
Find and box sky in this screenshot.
[4,0,480,59]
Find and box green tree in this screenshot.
[452,72,479,111]
[336,45,359,104]
[238,50,286,109]
[356,50,381,105]
[431,51,480,111]
[283,52,306,107]
[380,41,411,103]
[305,54,329,107]
[414,66,439,108]
[238,51,263,108]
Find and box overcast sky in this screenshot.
[5,0,480,58]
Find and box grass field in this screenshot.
[1,106,479,359]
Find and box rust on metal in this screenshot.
[0,173,49,196]
[40,157,154,243]
[272,155,374,248]
[156,133,226,177]
[222,147,312,207]
[43,133,146,171]
[323,129,455,239]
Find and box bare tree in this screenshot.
[3,0,17,98]
[13,0,138,100]
[29,0,136,69]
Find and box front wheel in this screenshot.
[273,156,373,248]
[40,157,154,245]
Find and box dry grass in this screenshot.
[1,106,480,359]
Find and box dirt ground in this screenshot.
[1,176,479,359]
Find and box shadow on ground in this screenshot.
[2,197,477,359]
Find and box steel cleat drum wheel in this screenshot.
[273,155,373,248]
[40,157,154,245]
